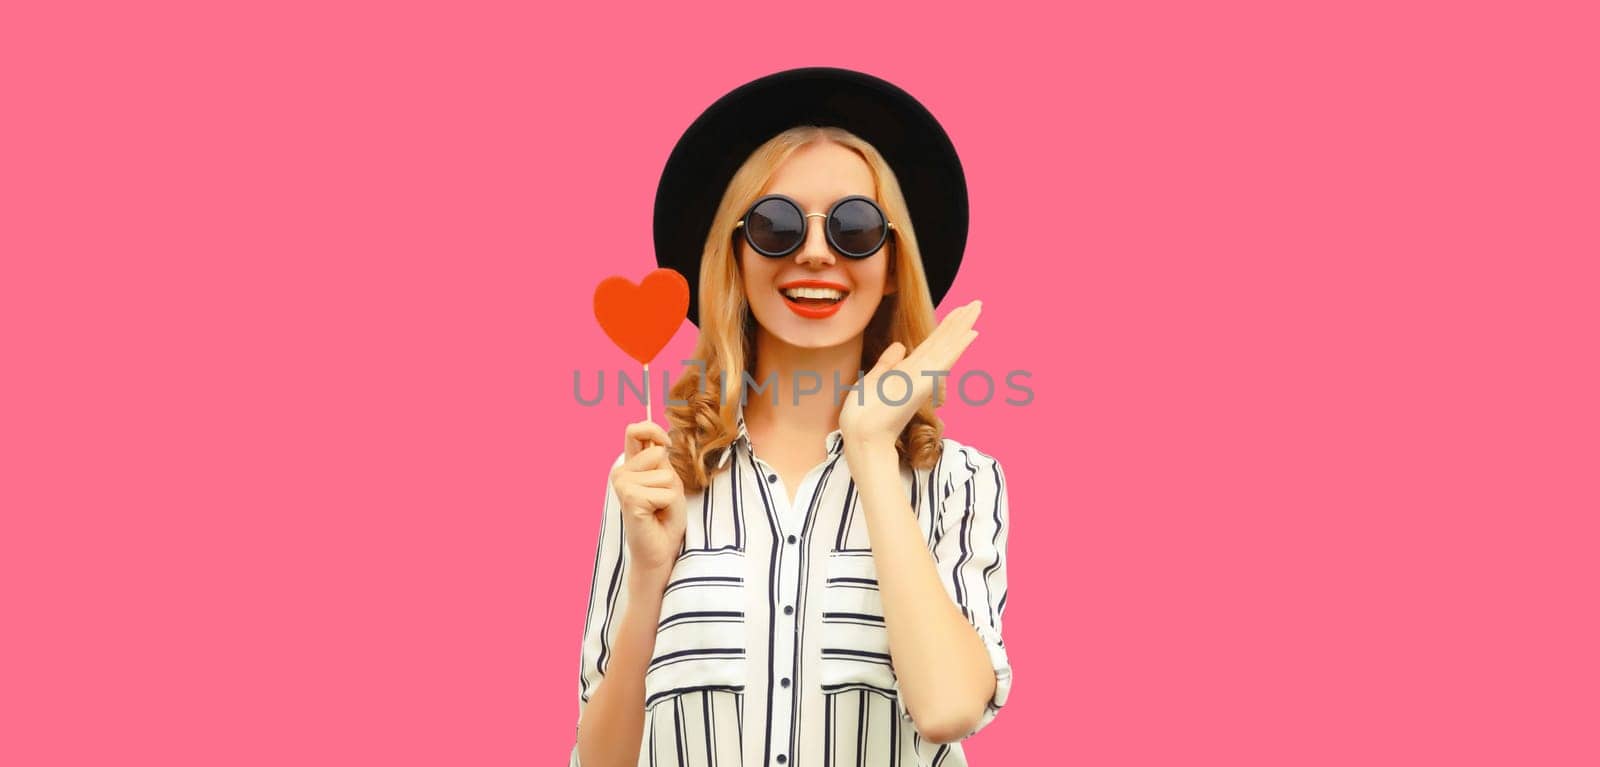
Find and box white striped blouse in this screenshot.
[570,411,1013,766]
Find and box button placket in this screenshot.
[752,452,834,767]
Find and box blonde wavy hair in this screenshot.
[667,125,945,492]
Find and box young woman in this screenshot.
[571,68,1012,767]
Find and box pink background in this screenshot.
[4,1,1597,765]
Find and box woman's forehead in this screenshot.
[763,143,876,207]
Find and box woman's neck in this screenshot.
[743,326,864,434]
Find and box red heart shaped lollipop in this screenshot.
[592,269,690,365]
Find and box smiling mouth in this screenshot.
[779,286,848,306]
[778,285,848,319]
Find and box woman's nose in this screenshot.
[794,214,835,266]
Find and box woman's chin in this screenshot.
[767,321,867,351]
[765,326,829,348]
[751,301,874,352]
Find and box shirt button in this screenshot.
[786,534,797,545]
[783,605,794,615]
[781,677,791,688]
[766,473,778,483]
[776,756,787,765]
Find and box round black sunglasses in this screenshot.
[734,194,895,259]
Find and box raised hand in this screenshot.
[839,299,982,448]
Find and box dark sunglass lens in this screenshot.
[829,199,887,257]
[746,198,803,255]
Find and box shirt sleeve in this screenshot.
[571,452,631,766]
[893,441,1014,740]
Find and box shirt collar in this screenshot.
[713,407,750,470]
[713,402,845,469]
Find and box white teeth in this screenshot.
[781,286,846,300]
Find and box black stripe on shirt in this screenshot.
[826,576,878,587]
[833,478,859,551]
[702,690,717,767]
[644,683,745,709]
[821,611,884,625]
[658,609,745,629]
[647,647,745,672]
[578,480,611,702]
[980,450,1006,629]
[730,450,743,550]
[664,573,742,589]
[673,696,687,767]
[700,485,711,550]
[822,647,893,663]
[856,689,867,767]
[595,494,626,679]
[950,448,978,619]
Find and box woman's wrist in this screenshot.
[626,564,671,603]
[843,435,899,477]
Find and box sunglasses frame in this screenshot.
[734,193,896,259]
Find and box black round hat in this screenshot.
[653,66,968,326]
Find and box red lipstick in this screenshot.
[777,279,850,320]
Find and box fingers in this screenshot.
[624,420,671,460]
[933,301,981,349]
[618,484,678,515]
[612,447,684,517]
[632,466,680,489]
[943,328,978,370]
[870,342,907,376]
[907,300,983,370]
[624,444,669,472]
